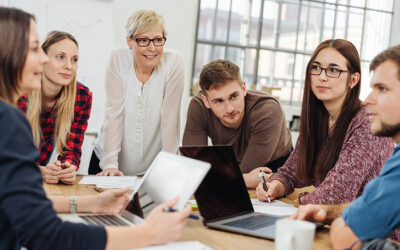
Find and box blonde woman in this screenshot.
[18,31,92,184]
[90,10,184,176]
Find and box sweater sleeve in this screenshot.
[342,160,400,241]
[240,99,289,173]
[182,95,209,146]
[161,53,184,153]
[100,51,125,171]
[59,84,92,168]
[301,114,394,205]
[0,103,106,250]
[269,141,303,196]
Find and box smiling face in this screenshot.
[19,20,49,95]
[201,80,247,129]
[42,38,78,87]
[126,25,164,71]
[364,60,400,142]
[310,48,359,108]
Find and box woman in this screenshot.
[257,39,394,205]
[89,9,184,176]
[0,7,191,250]
[18,30,91,185]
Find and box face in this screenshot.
[126,25,164,70]
[43,38,78,87]
[364,60,400,143]
[310,48,359,107]
[201,80,247,129]
[20,20,48,95]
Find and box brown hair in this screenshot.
[199,59,242,93]
[370,45,400,80]
[297,39,362,181]
[0,7,34,104]
[27,31,78,155]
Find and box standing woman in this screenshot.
[19,31,91,184]
[90,10,184,176]
[257,39,394,205]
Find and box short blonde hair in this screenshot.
[125,10,167,38]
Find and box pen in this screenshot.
[163,207,199,220]
[94,186,104,193]
[259,170,271,203]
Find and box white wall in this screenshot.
[112,0,199,141]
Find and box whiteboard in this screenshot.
[1,0,115,133]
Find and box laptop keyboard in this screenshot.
[222,214,276,230]
[79,215,130,226]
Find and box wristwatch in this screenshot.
[69,195,77,214]
[298,191,309,205]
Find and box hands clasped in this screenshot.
[42,160,77,185]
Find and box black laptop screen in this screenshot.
[180,145,253,222]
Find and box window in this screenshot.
[191,0,394,106]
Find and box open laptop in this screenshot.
[179,145,281,239]
[59,151,210,226]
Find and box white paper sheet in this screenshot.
[251,199,297,216]
[135,241,213,250]
[79,176,141,190]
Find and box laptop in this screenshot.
[179,145,281,239]
[59,151,211,226]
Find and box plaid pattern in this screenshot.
[18,82,92,169]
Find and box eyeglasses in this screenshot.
[130,36,167,47]
[310,65,352,78]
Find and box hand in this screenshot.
[41,163,61,184]
[97,168,124,176]
[289,204,327,223]
[58,161,77,185]
[243,167,272,189]
[256,179,284,202]
[89,187,130,214]
[143,197,192,245]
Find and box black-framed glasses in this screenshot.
[130,36,167,47]
[310,65,352,78]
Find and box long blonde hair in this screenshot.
[27,31,78,155]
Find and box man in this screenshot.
[183,59,292,188]
[290,45,400,249]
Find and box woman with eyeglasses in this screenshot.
[89,10,184,176]
[256,39,394,205]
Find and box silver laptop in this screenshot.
[59,151,211,226]
[180,145,281,240]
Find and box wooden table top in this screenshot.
[43,176,332,250]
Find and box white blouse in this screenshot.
[94,47,184,175]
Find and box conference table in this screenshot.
[43,176,332,250]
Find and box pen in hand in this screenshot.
[259,170,271,203]
[94,186,104,193]
[163,207,199,220]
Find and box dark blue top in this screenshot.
[342,143,400,241]
[0,101,106,250]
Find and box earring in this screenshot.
[350,85,355,89]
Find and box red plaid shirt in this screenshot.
[18,82,92,169]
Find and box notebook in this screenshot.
[179,145,281,239]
